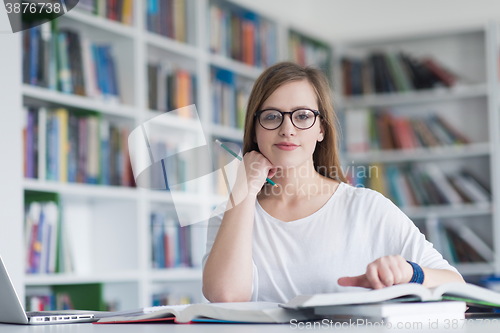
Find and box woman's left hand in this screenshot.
[337,255,414,289]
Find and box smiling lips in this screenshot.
[275,142,299,151]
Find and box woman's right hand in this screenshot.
[236,151,277,198]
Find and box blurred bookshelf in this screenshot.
[288,29,332,79]
[1,0,334,310]
[336,23,500,278]
[5,0,500,310]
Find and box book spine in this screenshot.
[147,63,159,110]
[54,108,69,183]
[99,119,110,185]
[29,26,40,86]
[67,113,79,183]
[86,115,100,184]
[77,116,88,183]
[57,31,73,94]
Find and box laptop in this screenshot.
[0,255,96,325]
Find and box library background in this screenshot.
[1,0,500,311]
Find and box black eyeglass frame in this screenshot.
[254,108,321,130]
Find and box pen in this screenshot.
[215,139,278,187]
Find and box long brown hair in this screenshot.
[243,62,346,182]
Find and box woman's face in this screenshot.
[255,79,324,170]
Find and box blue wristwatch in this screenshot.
[406,260,425,284]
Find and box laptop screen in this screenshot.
[0,256,96,325]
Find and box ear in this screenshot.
[317,120,325,142]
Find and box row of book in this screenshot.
[211,67,252,129]
[78,0,134,25]
[26,292,73,311]
[344,110,470,153]
[348,164,491,208]
[209,1,278,67]
[145,138,197,192]
[28,288,194,311]
[151,292,193,306]
[425,219,494,264]
[23,107,135,187]
[147,62,197,115]
[24,191,84,276]
[151,211,193,269]
[445,225,493,263]
[26,283,106,311]
[288,31,331,75]
[146,0,191,43]
[342,52,459,96]
[24,194,60,274]
[23,22,121,101]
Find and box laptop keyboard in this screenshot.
[27,311,90,317]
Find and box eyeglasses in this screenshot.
[255,108,321,130]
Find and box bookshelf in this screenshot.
[288,29,332,79]
[2,0,334,310]
[336,24,500,277]
[5,0,498,309]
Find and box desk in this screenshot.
[2,320,500,332]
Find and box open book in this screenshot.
[96,283,499,325]
[95,302,311,324]
[282,282,500,309]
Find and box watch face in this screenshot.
[1,0,79,33]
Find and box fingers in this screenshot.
[339,256,414,290]
[244,152,276,179]
[366,262,387,289]
[370,255,409,288]
[267,167,278,179]
[238,152,277,195]
[337,275,371,288]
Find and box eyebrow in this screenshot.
[261,106,315,110]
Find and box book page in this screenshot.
[97,304,189,323]
[434,283,500,306]
[283,283,432,308]
[177,302,306,323]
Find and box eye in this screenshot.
[294,110,313,120]
[262,111,282,121]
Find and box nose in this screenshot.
[278,114,296,136]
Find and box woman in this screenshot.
[202,62,464,303]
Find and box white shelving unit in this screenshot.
[4,0,500,309]
[0,25,24,305]
[1,0,333,309]
[336,23,500,277]
[488,22,500,275]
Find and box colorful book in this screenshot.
[96,302,309,324]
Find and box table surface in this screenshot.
[2,318,500,332]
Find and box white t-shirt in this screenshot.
[202,182,459,303]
